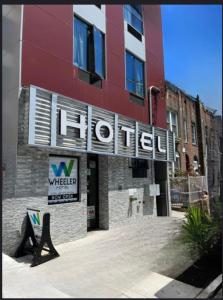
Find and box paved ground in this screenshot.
[3,213,202,298]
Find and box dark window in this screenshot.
[74,16,105,82]
[130,158,148,178]
[124,5,143,34]
[127,24,142,41]
[185,154,190,172]
[126,51,144,98]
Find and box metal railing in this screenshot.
[170,176,208,208]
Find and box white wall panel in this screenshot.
[73,5,106,33]
[124,21,145,61]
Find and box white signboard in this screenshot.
[48,156,78,204]
[27,208,43,243]
[149,184,160,197]
[87,206,95,220]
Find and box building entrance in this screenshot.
[87,155,99,231]
[154,161,169,216]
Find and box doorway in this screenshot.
[154,161,168,216]
[87,154,99,231]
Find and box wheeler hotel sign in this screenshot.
[27,85,175,162]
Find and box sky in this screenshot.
[161,5,222,115]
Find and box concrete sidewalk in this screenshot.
[3,214,201,298]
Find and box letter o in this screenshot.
[95,120,114,143]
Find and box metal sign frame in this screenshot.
[26,85,175,162]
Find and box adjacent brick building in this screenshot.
[165,80,222,205]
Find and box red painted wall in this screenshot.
[22,5,166,127]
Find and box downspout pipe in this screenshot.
[148,86,161,125]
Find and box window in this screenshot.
[193,155,199,173]
[74,16,105,82]
[175,152,180,171]
[191,122,197,144]
[126,51,144,98]
[185,154,190,172]
[167,111,178,137]
[124,5,143,34]
[130,158,148,178]
[184,120,188,143]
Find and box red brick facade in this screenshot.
[165,82,200,175]
[165,81,221,180]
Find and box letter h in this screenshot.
[60,110,87,139]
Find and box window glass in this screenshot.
[132,4,142,15]
[74,17,88,70]
[193,156,199,172]
[124,5,143,34]
[192,123,197,144]
[171,112,176,125]
[172,125,177,136]
[74,17,105,83]
[126,52,135,93]
[167,111,170,123]
[135,58,144,97]
[167,111,178,137]
[126,51,144,98]
[93,27,104,78]
[175,152,180,170]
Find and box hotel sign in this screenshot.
[27,86,175,162]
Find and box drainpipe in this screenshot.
[148,86,161,184]
[148,86,160,125]
[148,86,161,216]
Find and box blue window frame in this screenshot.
[124,5,143,34]
[126,51,144,98]
[74,16,105,79]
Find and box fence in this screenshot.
[170,176,208,209]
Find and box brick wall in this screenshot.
[108,156,155,228]
[3,146,88,256]
[3,145,159,255]
[165,81,222,209]
[3,87,165,256]
[165,83,200,174]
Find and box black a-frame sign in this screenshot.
[14,212,59,267]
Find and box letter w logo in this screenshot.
[51,160,74,177]
[31,212,40,225]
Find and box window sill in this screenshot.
[192,143,198,146]
[77,67,104,89]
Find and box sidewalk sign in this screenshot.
[14,209,59,267]
[27,209,42,243]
